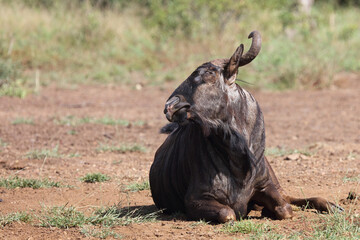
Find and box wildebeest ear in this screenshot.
[224,44,244,85]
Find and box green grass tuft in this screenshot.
[311,209,360,239]
[125,181,150,192]
[218,208,360,239]
[54,115,144,127]
[265,146,312,157]
[0,59,28,98]
[80,226,122,239]
[0,81,28,98]
[67,129,77,135]
[25,145,79,159]
[80,173,110,183]
[38,205,87,228]
[189,219,210,227]
[93,117,130,126]
[25,145,62,159]
[89,205,159,227]
[220,220,272,234]
[67,152,81,158]
[54,116,90,126]
[38,204,159,230]
[342,175,360,183]
[0,176,62,189]
[96,143,147,154]
[111,160,123,165]
[11,117,34,125]
[0,138,7,148]
[0,212,32,227]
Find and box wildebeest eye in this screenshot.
[193,75,203,84]
[203,71,217,83]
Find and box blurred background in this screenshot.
[0,0,359,97]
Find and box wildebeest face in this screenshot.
[164,48,244,128]
[164,64,225,125]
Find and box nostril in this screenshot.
[164,96,180,114]
[166,96,180,106]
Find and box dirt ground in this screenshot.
[0,80,359,239]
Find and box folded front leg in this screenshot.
[185,198,236,223]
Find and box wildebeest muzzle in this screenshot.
[164,95,190,123]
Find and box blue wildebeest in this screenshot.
[149,31,342,223]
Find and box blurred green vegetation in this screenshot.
[0,0,359,97]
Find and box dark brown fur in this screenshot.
[149,31,342,223]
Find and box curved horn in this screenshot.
[239,31,261,67]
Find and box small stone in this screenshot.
[284,153,300,161]
[135,83,143,91]
[347,191,358,200]
[300,154,310,160]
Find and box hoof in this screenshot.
[218,208,236,223]
[275,204,293,220]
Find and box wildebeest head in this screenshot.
[164,31,261,134]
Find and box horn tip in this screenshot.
[248,30,260,39]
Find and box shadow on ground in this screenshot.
[117,204,188,221]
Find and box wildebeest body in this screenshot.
[150,31,341,222]
[151,90,267,219]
